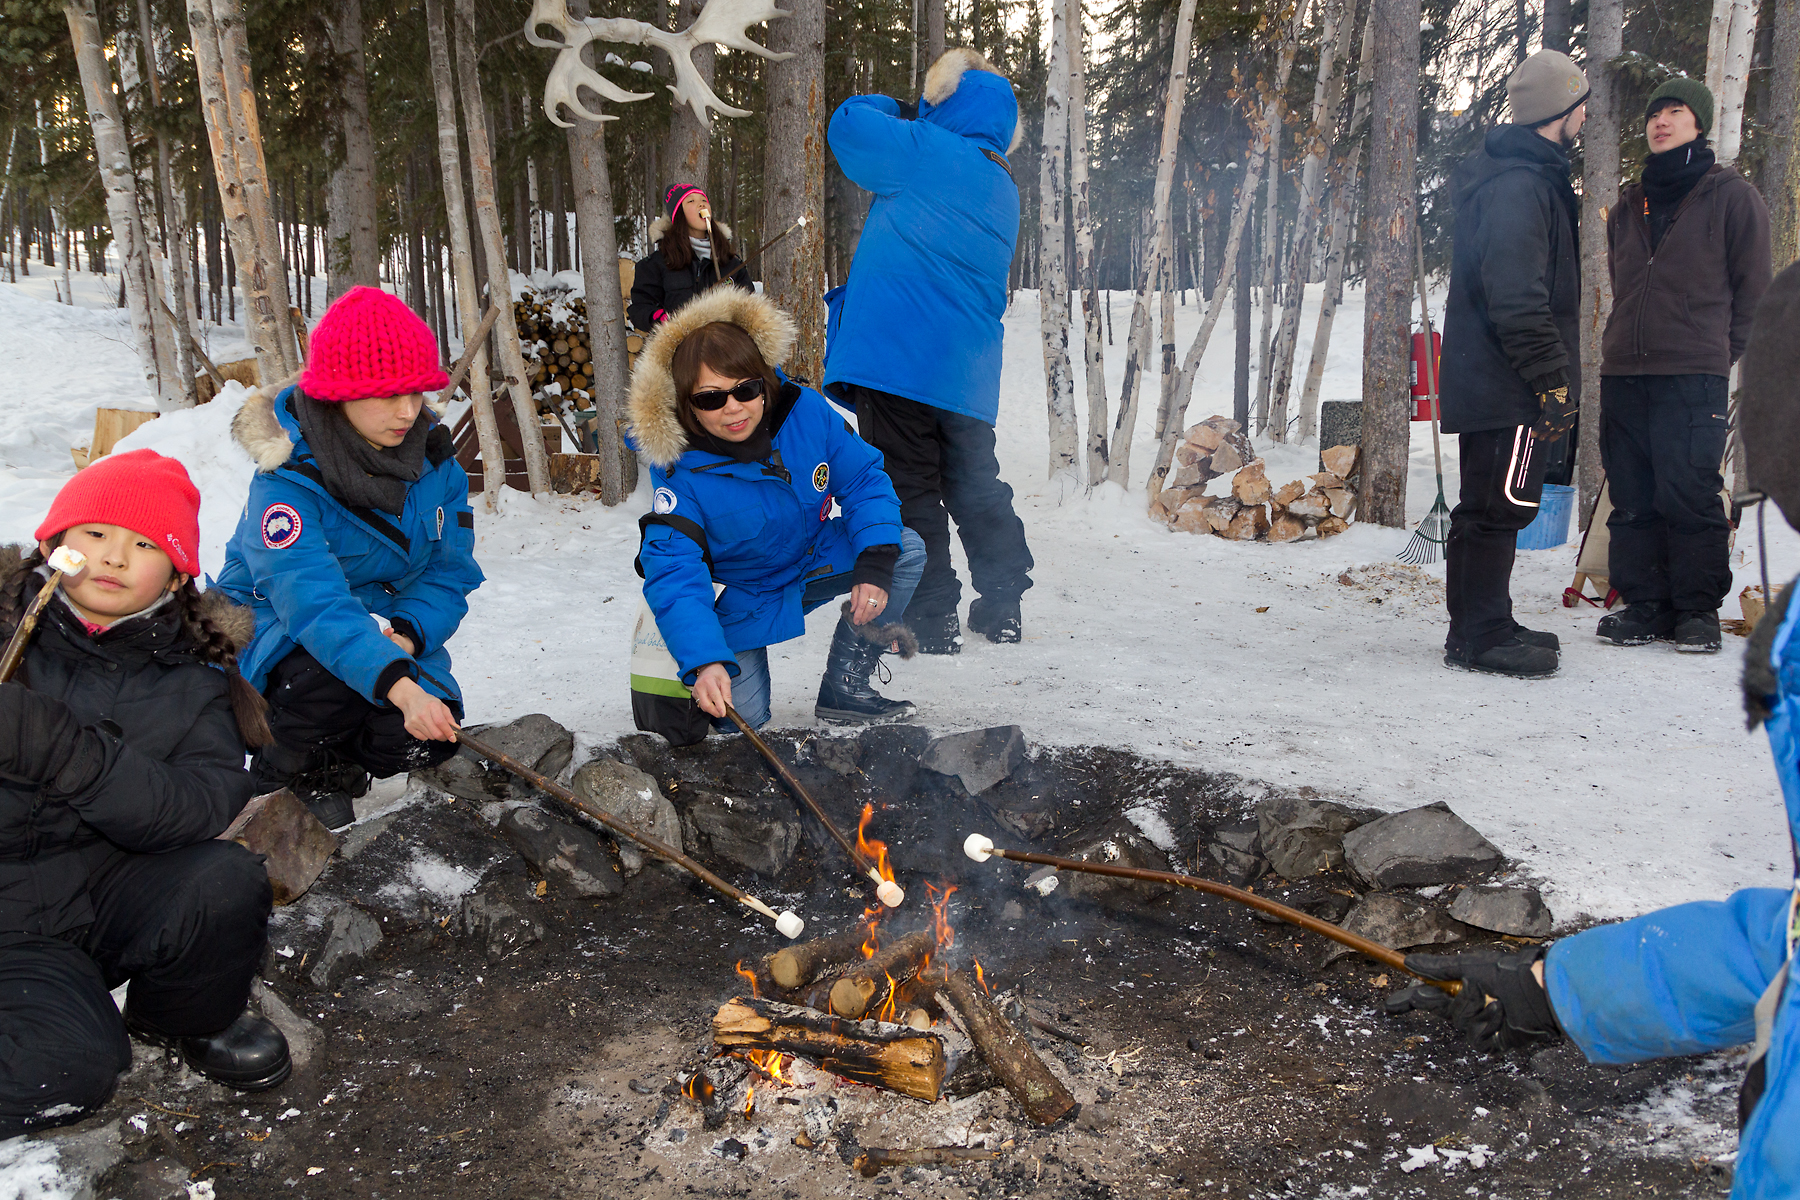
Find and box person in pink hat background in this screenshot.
[214,286,485,830]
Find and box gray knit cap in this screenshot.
[1507,50,1590,126]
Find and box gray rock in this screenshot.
[1207,843,1266,888]
[461,878,547,963]
[39,1120,125,1200]
[1213,818,1263,856]
[1323,893,1469,965]
[415,714,574,802]
[1075,1102,1115,1131]
[309,904,383,987]
[1449,885,1553,937]
[1255,795,1362,878]
[252,981,320,1071]
[1053,821,1174,907]
[678,786,800,877]
[1341,803,1504,889]
[498,805,625,898]
[103,1156,191,1200]
[919,726,1027,796]
[811,737,863,776]
[572,757,681,875]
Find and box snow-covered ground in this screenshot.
[1,264,1793,939]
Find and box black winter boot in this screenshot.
[1597,600,1676,646]
[1443,637,1559,678]
[910,610,963,655]
[126,1010,292,1092]
[816,618,916,725]
[1512,625,1560,652]
[968,597,1022,643]
[1671,609,1722,653]
[251,742,368,831]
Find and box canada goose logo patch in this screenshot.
[813,463,829,492]
[261,503,303,550]
[653,487,678,514]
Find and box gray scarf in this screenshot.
[293,389,429,515]
[690,236,713,261]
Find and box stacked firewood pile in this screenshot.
[514,284,596,422]
[1154,416,1360,543]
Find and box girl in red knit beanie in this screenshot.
[0,450,293,1135]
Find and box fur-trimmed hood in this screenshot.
[0,543,255,655]
[921,47,1022,155]
[626,287,797,469]
[230,375,304,472]
[646,214,736,246]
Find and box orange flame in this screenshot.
[855,804,894,883]
[682,1072,715,1105]
[743,1085,755,1116]
[734,959,761,998]
[875,972,900,1024]
[738,1049,793,1086]
[974,958,990,995]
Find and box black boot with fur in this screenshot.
[815,605,918,725]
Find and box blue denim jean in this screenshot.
[718,527,925,731]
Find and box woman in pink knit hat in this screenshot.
[214,286,485,830]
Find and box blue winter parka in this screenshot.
[213,386,484,706]
[1545,582,1800,1198]
[821,49,1020,425]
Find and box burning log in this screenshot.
[827,930,934,1019]
[854,1146,1003,1177]
[713,996,945,1103]
[939,971,1076,1125]
[764,928,870,991]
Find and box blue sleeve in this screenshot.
[828,95,920,197]
[388,464,485,657]
[1545,888,1791,1064]
[819,397,903,554]
[639,473,736,685]
[238,477,413,704]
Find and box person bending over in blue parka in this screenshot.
[627,287,925,737]
[215,286,484,830]
[1386,259,1800,1198]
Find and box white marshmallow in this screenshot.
[963,834,994,862]
[47,547,86,575]
[776,911,805,939]
[876,880,905,908]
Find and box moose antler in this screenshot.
[529,0,791,130]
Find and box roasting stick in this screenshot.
[0,547,88,683]
[963,835,1461,995]
[726,707,905,908]
[455,730,804,938]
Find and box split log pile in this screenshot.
[514,285,596,420]
[1155,416,1361,543]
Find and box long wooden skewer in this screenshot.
[0,548,88,684]
[435,304,503,410]
[455,730,803,938]
[962,835,1459,994]
[726,707,904,908]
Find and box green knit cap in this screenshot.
[1645,77,1714,137]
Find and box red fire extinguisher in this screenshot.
[1410,330,1441,421]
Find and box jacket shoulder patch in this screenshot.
[261,503,303,550]
[812,462,830,492]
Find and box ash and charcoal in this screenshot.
[31,715,1737,1198]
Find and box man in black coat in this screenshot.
[1438,50,1588,679]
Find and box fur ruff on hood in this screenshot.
[923,47,1023,155]
[231,374,449,474]
[626,287,798,470]
[0,544,255,654]
[646,215,736,246]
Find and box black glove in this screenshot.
[1384,947,1560,1053]
[0,683,107,794]
[894,98,919,120]
[1529,371,1576,442]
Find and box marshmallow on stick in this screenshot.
[0,547,88,684]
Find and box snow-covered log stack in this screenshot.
[515,285,594,413]
[1157,426,1361,543]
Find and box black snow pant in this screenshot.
[0,841,272,1137]
[1600,374,1733,613]
[252,648,460,790]
[1445,424,1551,657]
[846,385,1034,620]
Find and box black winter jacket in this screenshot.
[627,217,753,332]
[1439,125,1582,435]
[0,549,254,938]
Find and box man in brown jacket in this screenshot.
[1597,77,1771,653]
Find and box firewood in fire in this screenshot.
[940,971,1076,1125]
[764,928,871,991]
[827,930,934,1019]
[712,997,946,1103]
[854,1146,1003,1177]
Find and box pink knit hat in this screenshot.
[299,286,449,402]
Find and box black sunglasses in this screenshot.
[689,377,765,411]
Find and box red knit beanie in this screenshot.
[299,286,449,402]
[36,449,202,577]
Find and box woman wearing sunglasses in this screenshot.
[627,288,926,732]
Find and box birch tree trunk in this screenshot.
[1105,0,1198,488]
[64,0,184,409]
[763,0,827,380]
[135,0,197,405]
[424,0,506,506]
[926,0,946,68]
[1358,0,1419,528]
[1069,0,1107,485]
[1038,0,1077,486]
[188,0,299,381]
[324,0,380,300]
[1706,0,1757,162]
[1768,0,1799,267]
[454,0,552,495]
[663,0,714,185]
[564,0,636,503]
[1252,140,1278,431]
[1578,0,1623,526]
[525,99,545,273]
